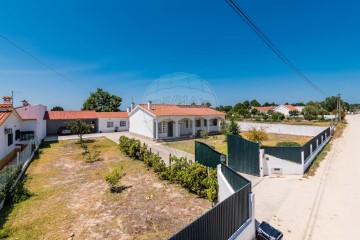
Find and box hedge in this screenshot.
[0,164,22,202]
[119,136,218,202]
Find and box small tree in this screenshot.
[200,130,209,140]
[105,167,124,192]
[271,112,285,122]
[66,119,91,144]
[228,118,240,135]
[244,127,269,145]
[51,106,64,111]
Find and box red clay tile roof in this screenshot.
[283,104,298,111]
[96,112,128,118]
[255,106,275,111]
[0,111,12,126]
[44,111,98,120]
[0,104,13,108]
[44,111,129,120]
[138,104,225,117]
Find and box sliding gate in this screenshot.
[228,135,260,176]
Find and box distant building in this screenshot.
[255,104,304,116]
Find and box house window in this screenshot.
[185,120,189,128]
[8,132,13,146]
[212,119,218,126]
[196,119,201,127]
[20,131,35,141]
[158,122,167,134]
[204,119,207,127]
[107,122,114,128]
[15,130,20,140]
[120,121,126,127]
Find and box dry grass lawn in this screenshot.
[165,133,312,156]
[0,138,211,240]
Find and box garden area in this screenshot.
[0,138,211,240]
[164,132,312,155]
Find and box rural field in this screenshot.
[0,138,211,240]
[165,133,312,155]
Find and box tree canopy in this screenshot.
[82,88,122,112]
[51,106,64,111]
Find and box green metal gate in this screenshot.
[228,135,260,176]
[195,141,225,168]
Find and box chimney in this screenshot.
[21,99,29,107]
[3,96,12,106]
[126,107,130,113]
[147,101,152,110]
[131,102,135,111]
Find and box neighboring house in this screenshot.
[96,112,129,133]
[16,103,47,141]
[0,96,43,169]
[273,104,299,116]
[295,106,305,113]
[44,110,129,135]
[254,106,275,114]
[128,102,225,140]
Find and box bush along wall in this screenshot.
[0,164,23,202]
[119,136,218,203]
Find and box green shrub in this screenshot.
[105,167,124,192]
[9,178,32,204]
[0,164,22,202]
[119,136,218,203]
[276,142,302,147]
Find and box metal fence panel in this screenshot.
[169,183,251,240]
[262,146,302,163]
[302,127,331,161]
[195,141,225,168]
[228,135,260,176]
[221,163,250,191]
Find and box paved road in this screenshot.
[45,132,195,165]
[253,115,359,239]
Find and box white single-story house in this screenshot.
[0,96,45,169]
[272,104,299,116]
[44,110,129,135]
[128,102,226,140]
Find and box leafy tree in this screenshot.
[251,108,259,115]
[289,110,300,116]
[228,118,240,135]
[271,112,285,122]
[105,167,124,192]
[202,102,211,107]
[66,119,91,144]
[250,99,261,107]
[243,100,251,109]
[322,96,338,112]
[82,88,122,112]
[303,101,321,120]
[244,127,269,145]
[51,106,64,111]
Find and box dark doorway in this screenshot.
[168,122,173,137]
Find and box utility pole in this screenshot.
[337,94,341,123]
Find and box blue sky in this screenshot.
[1,0,359,110]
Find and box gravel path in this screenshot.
[254,114,359,239]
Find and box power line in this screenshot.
[225,0,330,97]
[0,33,88,91]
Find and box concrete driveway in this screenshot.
[45,131,194,165]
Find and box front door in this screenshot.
[168,122,173,137]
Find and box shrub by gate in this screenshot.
[227,135,260,176]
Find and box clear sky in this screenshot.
[1,0,359,110]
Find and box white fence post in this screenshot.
[321,135,324,143]
[310,144,313,155]
[16,152,20,165]
[316,139,319,148]
[301,151,305,170]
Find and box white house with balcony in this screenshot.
[128,101,226,140]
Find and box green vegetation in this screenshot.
[82,88,122,112]
[66,119,91,144]
[243,127,269,145]
[105,166,124,192]
[119,136,218,202]
[50,106,64,111]
[0,164,22,202]
[276,142,302,147]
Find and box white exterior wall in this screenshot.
[237,121,327,136]
[16,104,47,140]
[98,118,129,133]
[217,164,235,202]
[274,105,290,116]
[263,154,304,175]
[129,108,155,139]
[0,113,21,160]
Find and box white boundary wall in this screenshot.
[217,164,234,202]
[236,121,328,136]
